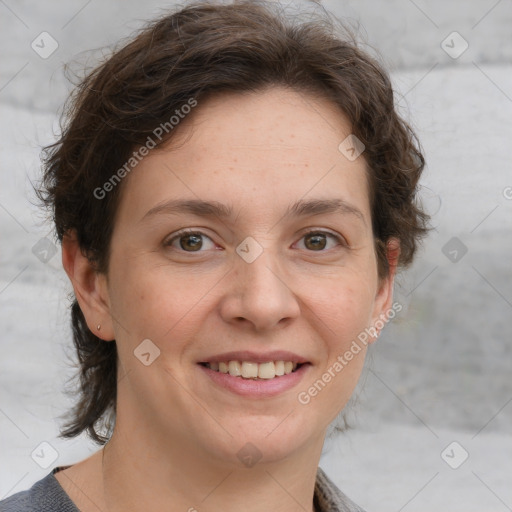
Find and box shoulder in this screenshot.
[0,470,79,512]
[315,466,368,512]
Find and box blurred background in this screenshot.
[1,1,511,510]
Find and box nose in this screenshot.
[219,247,301,332]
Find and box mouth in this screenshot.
[196,351,311,397]
[198,360,306,380]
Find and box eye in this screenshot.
[164,229,217,252]
[295,230,345,251]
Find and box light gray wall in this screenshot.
[0,1,511,500]
[1,0,511,112]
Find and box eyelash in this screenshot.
[163,228,347,253]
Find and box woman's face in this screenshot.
[98,87,395,465]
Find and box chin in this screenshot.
[204,414,317,466]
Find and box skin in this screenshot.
[58,86,398,512]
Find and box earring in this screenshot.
[97,324,101,331]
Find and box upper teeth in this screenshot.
[207,361,298,379]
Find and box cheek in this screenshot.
[296,273,374,409]
[107,258,200,347]
[301,267,377,338]
[322,287,372,375]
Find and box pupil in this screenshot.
[306,233,326,250]
[181,234,202,251]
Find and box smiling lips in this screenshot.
[198,351,310,397]
[202,360,300,379]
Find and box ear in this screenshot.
[368,237,400,344]
[61,230,115,341]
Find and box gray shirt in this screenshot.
[0,465,366,512]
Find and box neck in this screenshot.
[101,422,324,512]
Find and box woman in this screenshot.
[1,1,429,510]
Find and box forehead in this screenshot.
[115,87,371,226]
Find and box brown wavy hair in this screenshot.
[36,0,430,444]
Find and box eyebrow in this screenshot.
[141,197,366,225]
